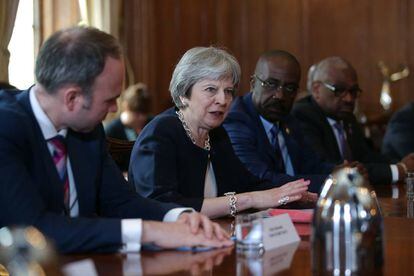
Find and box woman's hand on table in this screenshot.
[249,179,311,209]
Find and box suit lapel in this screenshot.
[278,119,297,171]
[243,94,278,163]
[323,119,342,160]
[309,97,343,161]
[343,120,356,158]
[66,131,98,215]
[16,91,66,212]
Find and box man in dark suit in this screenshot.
[292,56,414,185]
[223,50,334,193]
[0,26,230,254]
[382,103,414,160]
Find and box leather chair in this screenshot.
[106,137,135,172]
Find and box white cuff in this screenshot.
[120,208,194,253]
[120,219,142,253]
[122,253,143,276]
[390,164,399,183]
[163,207,194,222]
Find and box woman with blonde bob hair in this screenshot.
[129,46,316,218]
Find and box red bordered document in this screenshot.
[268,209,313,236]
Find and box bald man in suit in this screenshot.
[292,56,414,185]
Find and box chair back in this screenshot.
[106,137,135,172]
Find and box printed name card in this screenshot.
[62,259,98,276]
[239,241,300,275]
[263,241,300,275]
[262,213,300,250]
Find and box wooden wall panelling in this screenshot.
[306,0,391,117]
[122,0,141,83]
[399,0,413,106]
[406,0,414,105]
[199,0,218,46]
[152,0,183,111]
[266,0,303,56]
[39,0,80,43]
[123,0,168,113]
[367,0,408,114]
[176,0,213,49]
[214,0,267,95]
[215,0,243,57]
[391,0,409,110]
[232,0,250,94]
[300,0,311,80]
[144,0,157,112]
[237,0,268,94]
[122,0,155,110]
[215,0,246,92]
[122,0,414,118]
[266,0,304,89]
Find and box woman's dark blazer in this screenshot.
[129,108,274,211]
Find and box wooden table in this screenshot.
[42,184,414,275]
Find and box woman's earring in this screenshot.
[180,97,188,107]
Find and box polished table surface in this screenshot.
[45,184,413,275]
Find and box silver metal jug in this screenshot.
[311,168,384,275]
[0,226,53,276]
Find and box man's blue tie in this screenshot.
[333,122,353,161]
[270,125,286,172]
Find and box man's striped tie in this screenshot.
[48,135,69,214]
[333,122,353,161]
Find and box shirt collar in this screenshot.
[327,117,340,128]
[29,87,67,140]
[259,115,278,136]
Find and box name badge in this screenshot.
[262,213,300,250]
[263,241,300,274]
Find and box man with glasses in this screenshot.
[292,56,414,185]
[223,50,335,193]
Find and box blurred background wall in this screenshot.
[9,0,414,121]
[121,0,414,121]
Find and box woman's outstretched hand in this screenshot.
[249,179,311,209]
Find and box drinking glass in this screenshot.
[235,214,264,254]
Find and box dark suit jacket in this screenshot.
[222,93,333,193]
[129,108,275,211]
[0,90,178,253]
[382,102,414,161]
[292,95,392,185]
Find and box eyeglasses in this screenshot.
[253,75,299,96]
[321,82,362,98]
